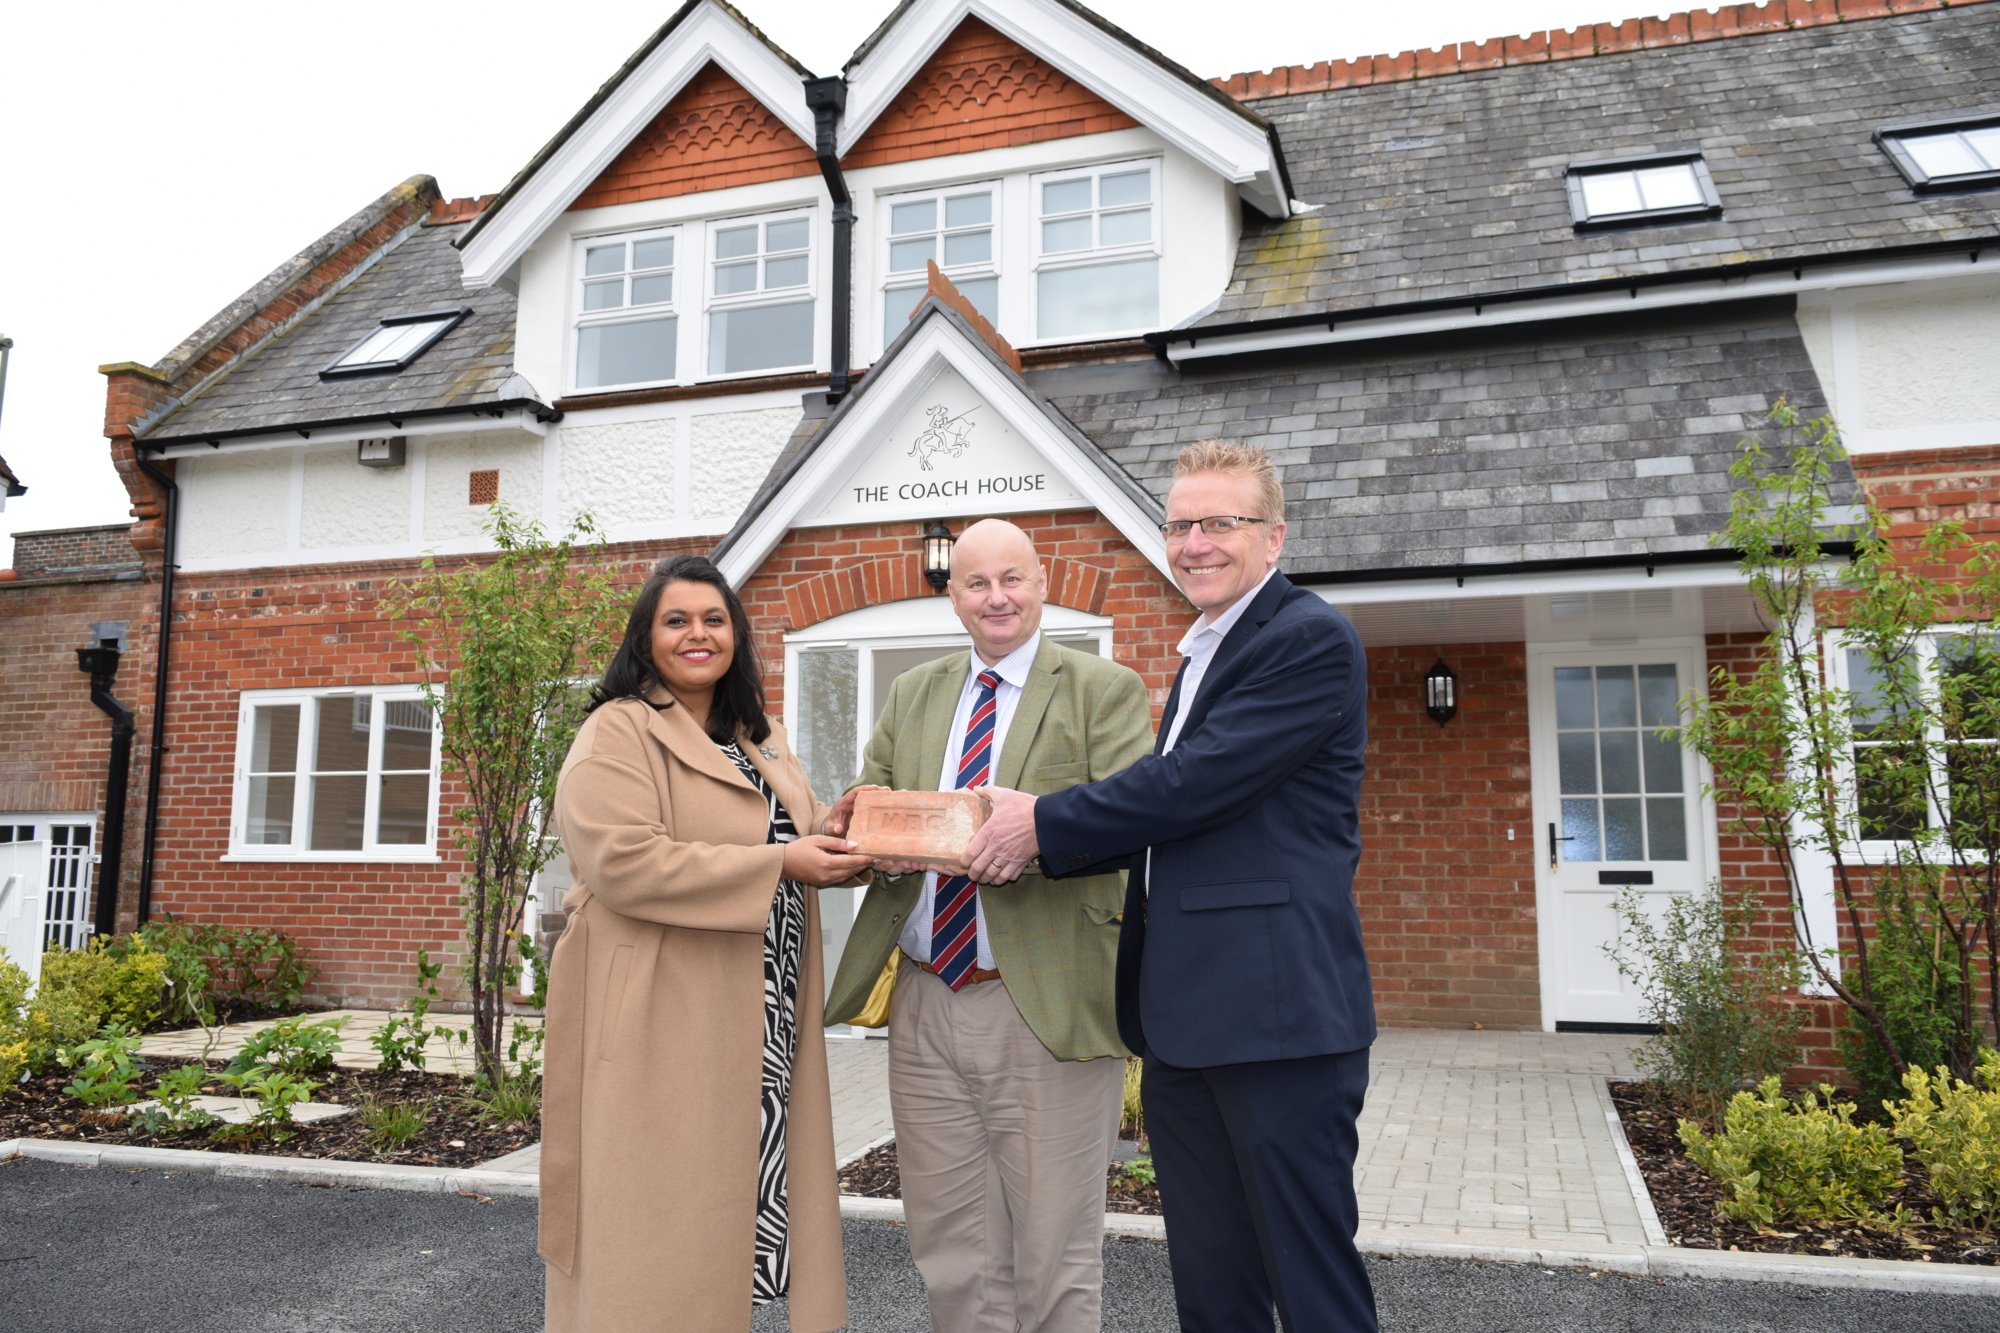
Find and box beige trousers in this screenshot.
[888,959,1126,1333]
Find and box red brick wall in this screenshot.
[1358,645,1541,1029]
[568,62,819,212]
[844,18,1139,170]
[11,526,145,579]
[0,569,159,936]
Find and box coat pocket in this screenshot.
[597,943,635,1062]
[1180,878,1291,911]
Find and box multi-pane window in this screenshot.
[1033,161,1159,340]
[1565,154,1722,228]
[323,308,467,379]
[882,185,998,345]
[1846,632,2000,848]
[1877,116,2000,192]
[1553,664,1688,862]
[575,229,678,390]
[708,212,815,376]
[232,688,440,857]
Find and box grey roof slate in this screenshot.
[1200,8,2000,328]
[1040,300,1856,576]
[140,221,529,445]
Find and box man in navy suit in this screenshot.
[966,440,1376,1332]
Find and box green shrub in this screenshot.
[23,986,99,1074]
[1678,1077,1907,1229]
[0,951,31,1089]
[0,1035,27,1092]
[38,938,169,1034]
[1607,887,1806,1123]
[127,1064,219,1136]
[462,1021,544,1129]
[1885,1052,2000,1234]
[58,1024,146,1110]
[226,1015,346,1076]
[1838,884,1967,1116]
[214,1066,320,1143]
[116,916,314,1025]
[372,950,443,1074]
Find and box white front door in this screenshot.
[1530,647,1710,1028]
[0,838,50,989]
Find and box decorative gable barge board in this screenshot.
[842,16,1138,167]
[568,61,819,209]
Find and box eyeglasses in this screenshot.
[1158,515,1270,541]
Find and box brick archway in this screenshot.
[781,554,1114,630]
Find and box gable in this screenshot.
[569,61,818,212]
[844,17,1137,169]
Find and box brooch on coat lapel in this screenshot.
[758,745,777,760]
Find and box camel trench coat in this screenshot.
[542,694,849,1333]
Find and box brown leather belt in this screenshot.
[905,951,1003,986]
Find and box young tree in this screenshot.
[1675,403,1999,1096]
[389,507,622,1083]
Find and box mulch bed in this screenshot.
[1609,1080,1998,1266]
[839,1140,1163,1215]
[0,1059,533,1170]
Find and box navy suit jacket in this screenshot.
[1036,572,1375,1068]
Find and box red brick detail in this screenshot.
[1208,0,1989,97]
[1357,645,1542,1029]
[925,262,1022,373]
[568,63,818,212]
[844,17,1139,170]
[468,470,500,506]
[424,194,495,226]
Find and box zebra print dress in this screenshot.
[717,738,810,1307]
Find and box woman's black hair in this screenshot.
[586,554,770,745]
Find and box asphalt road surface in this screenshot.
[3,1159,1995,1332]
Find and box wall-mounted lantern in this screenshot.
[921,521,956,592]
[1424,658,1459,727]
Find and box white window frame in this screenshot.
[571,224,684,394]
[1829,626,1997,863]
[1028,157,1162,344]
[703,206,818,382]
[879,180,1002,352]
[226,685,443,862]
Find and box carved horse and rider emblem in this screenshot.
[908,404,978,471]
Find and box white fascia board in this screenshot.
[718,317,1171,588]
[1305,560,1769,609]
[1171,251,1993,365]
[459,3,815,289]
[838,0,1284,218]
[147,410,550,460]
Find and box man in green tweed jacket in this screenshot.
[824,518,1151,1333]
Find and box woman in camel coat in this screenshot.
[541,555,870,1332]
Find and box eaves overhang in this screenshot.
[136,399,561,457]
[1153,238,1993,363]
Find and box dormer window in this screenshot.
[576,229,678,390]
[883,184,999,344]
[1565,153,1722,229]
[321,307,467,379]
[1876,114,2000,193]
[1033,160,1159,339]
[708,211,815,377]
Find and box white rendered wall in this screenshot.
[179,451,292,559]
[301,445,414,549]
[1796,275,2000,454]
[423,435,546,542]
[690,405,800,523]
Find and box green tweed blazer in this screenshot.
[822,636,1152,1060]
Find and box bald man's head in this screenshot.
[948,520,1048,664]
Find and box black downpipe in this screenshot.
[78,646,133,939]
[133,454,179,927]
[805,77,853,403]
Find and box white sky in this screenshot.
[0,0,1683,564]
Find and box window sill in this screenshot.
[221,851,443,865]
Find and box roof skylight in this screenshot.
[1876,115,2000,193]
[1565,153,1722,229]
[321,307,469,379]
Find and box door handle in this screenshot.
[1547,822,1577,870]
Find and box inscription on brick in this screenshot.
[849,789,987,868]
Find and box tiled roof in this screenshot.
[1042,302,1857,576]
[1200,7,2000,329]
[0,452,22,497]
[139,221,531,445]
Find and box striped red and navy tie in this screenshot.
[931,668,1002,990]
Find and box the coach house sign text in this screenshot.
[811,366,1083,525]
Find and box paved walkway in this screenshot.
[139,1008,544,1079]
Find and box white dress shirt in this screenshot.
[1148,568,1277,891]
[897,632,1042,968]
